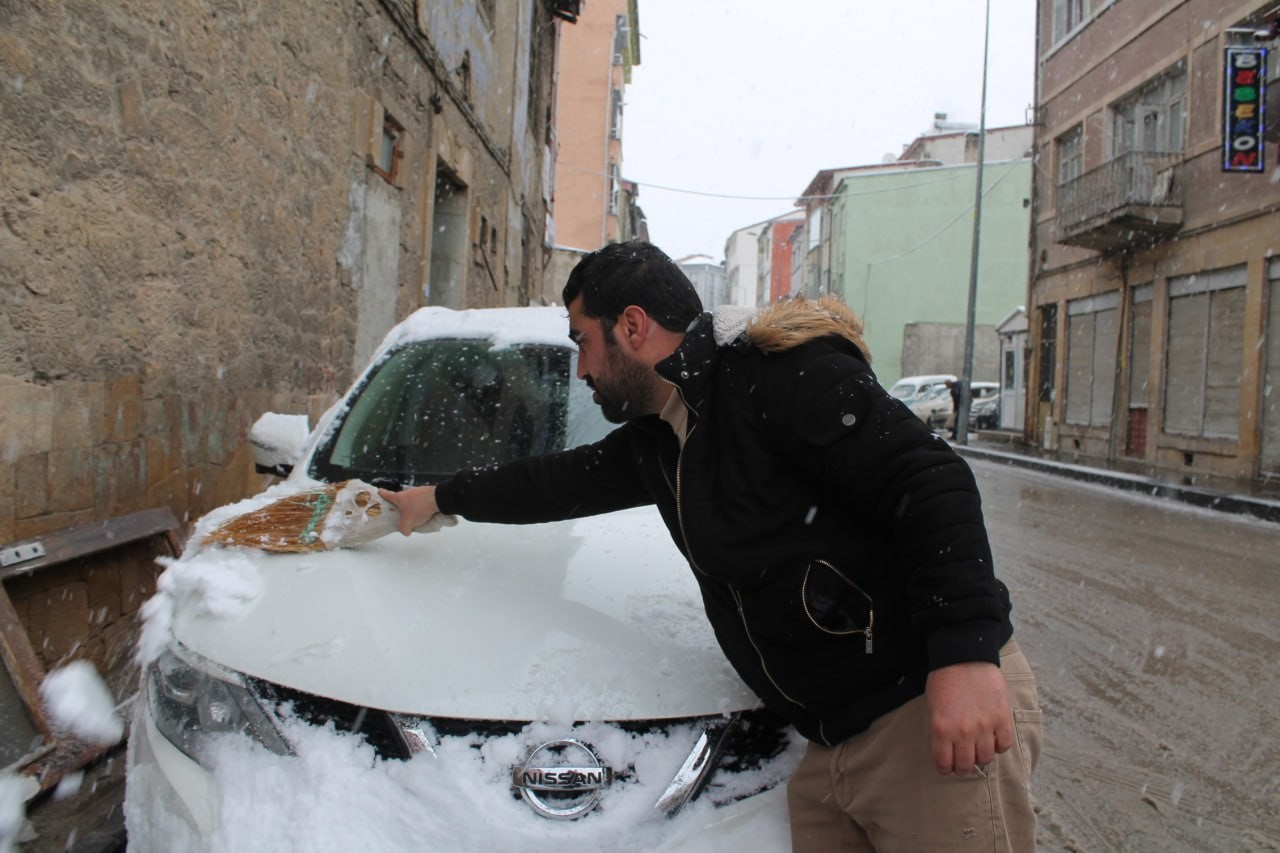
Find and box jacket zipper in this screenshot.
[670,384,809,712]
[803,559,875,654]
[730,588,808,709]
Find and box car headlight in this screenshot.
[147,646,291,766]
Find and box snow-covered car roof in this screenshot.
[373,305,573,358]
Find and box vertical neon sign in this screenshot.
[1223,47,1267,172]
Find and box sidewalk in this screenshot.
[952,429,1280,525]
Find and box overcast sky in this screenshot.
[621,0,1039,262]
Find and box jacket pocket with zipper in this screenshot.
[801,559,874,653]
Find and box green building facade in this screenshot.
[828,159,1032,387]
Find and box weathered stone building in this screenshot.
[0,0,572,816]
[1,0,567,543]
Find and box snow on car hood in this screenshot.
[160,506,758,721]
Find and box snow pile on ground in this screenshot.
[39,660,123,746]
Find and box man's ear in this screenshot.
[618,305,649,350]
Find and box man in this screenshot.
[382,241,1041,851]
[946,378,963,439]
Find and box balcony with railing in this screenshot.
[1055,151,1184,252]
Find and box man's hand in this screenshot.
[378,485,440,536]
[925,661,1013,775]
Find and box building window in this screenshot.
[613,15,628,65]
[1112,65,1186,156]
[1064,293,1119,426]
[1038,304,1058,404]
[610,89,623,140]
[1052,0,1113,43]
[1164,266,1246,439]
[1056,125,1083,185]
[1053,0,1086,41]
[375,112,404,184]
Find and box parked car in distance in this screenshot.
[125,306,800,851]
[968,382,1001,429]
[887,374,957,425]
[924,381,1001,431]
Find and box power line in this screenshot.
[556,160,984,202]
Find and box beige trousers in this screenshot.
[787,641,1042,852]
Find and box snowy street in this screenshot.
[970,459,1280,852]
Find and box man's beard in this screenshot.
[591,343,653,424]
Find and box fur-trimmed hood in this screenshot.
[712,295,871,362]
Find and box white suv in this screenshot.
[125,306,800,851]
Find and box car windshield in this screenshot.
[888,383,916,400]
[308,338,613,485]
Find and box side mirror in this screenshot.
[248,413,310,477]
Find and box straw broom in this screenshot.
[199,480,454,553]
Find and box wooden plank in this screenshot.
[0,507,181,582]
[0,587,52,743]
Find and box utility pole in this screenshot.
[956,0,991,446]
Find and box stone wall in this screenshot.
[0,0,557,543]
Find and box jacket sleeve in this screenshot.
[434,423,654,524]
[750,341,1008,670]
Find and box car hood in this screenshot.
[170,506,758,721]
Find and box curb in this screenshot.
[954,444,1280,525]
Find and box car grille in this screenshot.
[251,677,795,814]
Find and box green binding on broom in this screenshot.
[298,491,334,545]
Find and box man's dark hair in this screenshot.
[562,240,704,335]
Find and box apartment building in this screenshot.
[826,154,1031,386]
[757,212,804,304]
[543,0,643,302]
[724,219,771,308]
[791,124,1034,385]
[677,254,729,310]
[1028,0,1280,484]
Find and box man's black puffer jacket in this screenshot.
[435,306,1013,746]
